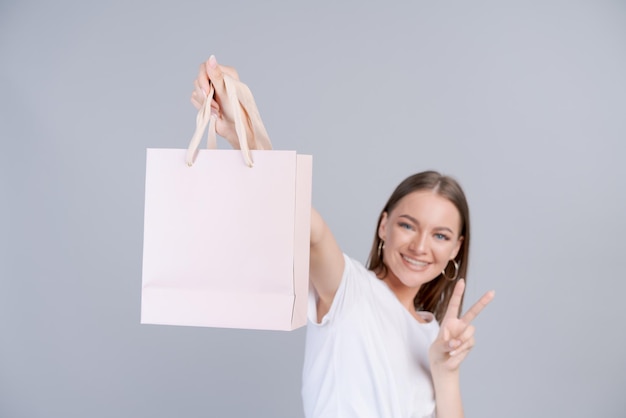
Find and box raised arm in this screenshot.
[309,208,345,321]
[192,56,345,321]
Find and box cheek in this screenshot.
[386,227,410,247]
[433,241,457,261]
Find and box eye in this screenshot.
[434,233,450,241]
[398,222,414,231]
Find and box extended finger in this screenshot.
[443,279,466,321]
[461,290,495,324]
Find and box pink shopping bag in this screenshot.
[141,76,312,331]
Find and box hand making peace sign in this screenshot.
[429,279,495,373]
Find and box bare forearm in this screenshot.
[310,208,325,247]
[432,370,463,418]
[308,208,344,308]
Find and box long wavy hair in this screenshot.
[366,171,470,322]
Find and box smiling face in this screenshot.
[378,190,463,292]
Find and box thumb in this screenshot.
[206,55,227,99]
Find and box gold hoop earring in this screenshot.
[377,240,385,258]
[441,259,459,281]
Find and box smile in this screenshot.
[401,255,429,267]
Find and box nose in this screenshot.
[408,231,428,254]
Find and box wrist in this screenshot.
[431,365,460,383]
[431,368,463,418]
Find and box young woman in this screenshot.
[191,56,495,418]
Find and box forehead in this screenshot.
[391,190,462,231]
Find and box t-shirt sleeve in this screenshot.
[307,253,366,326]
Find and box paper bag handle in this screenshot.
[185,75,272,168]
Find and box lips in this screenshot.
[401,255,430,267]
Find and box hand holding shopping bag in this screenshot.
[141,56,312,331]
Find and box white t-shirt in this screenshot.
[302,254,439,418]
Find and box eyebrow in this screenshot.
[398,214,456,235]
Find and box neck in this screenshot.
[378,269,421,313]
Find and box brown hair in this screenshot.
[366,171,470,322]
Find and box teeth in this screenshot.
[402,255,427,267]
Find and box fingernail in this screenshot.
[208,55,217,69]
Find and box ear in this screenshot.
[378,212,389,241]
[450,235,463,260]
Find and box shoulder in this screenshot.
[341,253,381,288]
[309,253,378,325]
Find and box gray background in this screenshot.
[1,1,625,417]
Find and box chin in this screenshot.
[393,267,438,289]
[401,268,439,287]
